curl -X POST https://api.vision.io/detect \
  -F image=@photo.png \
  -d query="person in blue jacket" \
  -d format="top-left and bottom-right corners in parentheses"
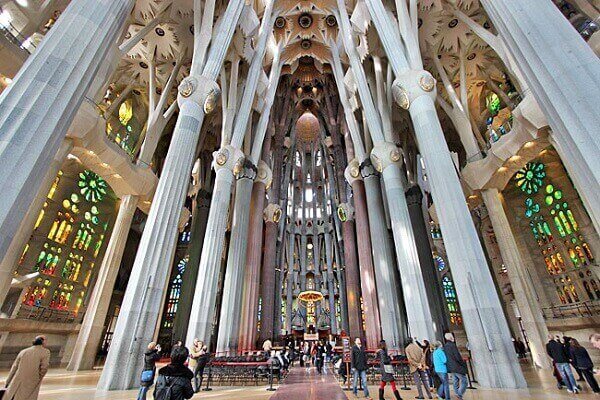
top-left (432, 341), bottom-right (450, 400)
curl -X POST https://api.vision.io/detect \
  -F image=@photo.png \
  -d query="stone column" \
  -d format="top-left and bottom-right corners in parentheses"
top-left (172, 188), bottom-right (211, 342)
top-left (405, 186), bottom-right (448, 337)
top-left (68, 194), bottom-right (138, 371)
top-left (372, 143), bottom-right (436, 341)
top-left (358, 160), bottom-right (404, 349)
top-left (256, 202), bottom-right (280, 345)
top-left (346, 160), bottom-right (381, 348)
top-left (323, 229), bottom-right (338, 334)
top-left (237, 163), bottom-right (270, 350)
top-left (216, 161), bottom-right (257, 355)
top-left (480, 0), bottom-right (600, 235)
top-left (185, 145), bottom-right (244, 347)
top-left (481, 189), bottom-right (551, 369)
top-left (0, 138), bottom-right (73, 307)
top-left (0, 0), bottom-right (134, 265)
top-left (98, 0), bottom-right (245, 384)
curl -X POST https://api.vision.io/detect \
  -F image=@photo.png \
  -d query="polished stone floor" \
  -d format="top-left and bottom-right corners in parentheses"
top-left (0, 364), bottom-right (598, 399)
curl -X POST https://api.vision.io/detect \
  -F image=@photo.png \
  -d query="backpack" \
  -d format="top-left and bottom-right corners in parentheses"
top-left (154, 375), bottom-right (177, 400)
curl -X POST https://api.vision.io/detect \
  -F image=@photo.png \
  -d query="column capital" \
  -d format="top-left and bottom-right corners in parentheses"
top-left (255, 160), bottom-right (273, 187)
top-left (213, 145), bottom-right (245, 174)
top-left (405, 185), bottom-right (423, 207)
top-left (359, 158), bottom-right (380, 179)
top-left (370, 141), bottom-right (403, 173)
top-left (178, 75), bottom-right (221, 114)
top-left (236, 159), bottom-right (257, 181)
top-left (337, 202), bottom-right (355, 222)
top-left (263, 203), bottom-right (282, 224)
top-left (344, 158), bottom-right (362, 184)
top-left (392, 69), bottom-right (436, 110)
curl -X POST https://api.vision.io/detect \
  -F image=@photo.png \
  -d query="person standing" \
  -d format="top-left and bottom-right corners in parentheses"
top-left (137, 341), bottom-right (162, 400)
top-left (376, 340), bottom-right (402, 400)
top-left (315, 341), bottom-right (325, 374)
top-left (443, 333), bottom-right (468, 400)
top-left (432, 341), bottom-right (450, 400)
top-left (406, 338), bottom-right (432, 399)
top-left (564, 336), bottom-right (586, 382)
top-left (351, 338), bottom-right (371, 399)
top-left (189, 339), bottom-right (208, 392)
top-left (547, 335), bottom-right (579, 394)
top-left (153, 346), bottom-right (194, 400)
top-left (569, 338), bottom-right (599, 393)
top-left (3, 335), bottom-right (50, 400)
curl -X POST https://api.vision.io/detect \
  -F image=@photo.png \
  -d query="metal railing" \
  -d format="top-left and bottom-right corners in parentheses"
top-left (541, 300), bottom-right (600, 320)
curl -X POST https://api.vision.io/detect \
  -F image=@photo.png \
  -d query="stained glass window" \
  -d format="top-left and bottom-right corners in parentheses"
top-left (23, 279), bottom-right (51, 306)
top-left (162, 257), bottom-right (187, 329)
top-left (514, 162), bottom-right (545, 195)
top-left (47, 212), bottom-right (74, 244)
top-left (78, 170), bottom-right (108, 203)
top-left (442, 276), bottom-right (462, 325)
top-left (49, 282), bottom-right (74, 310)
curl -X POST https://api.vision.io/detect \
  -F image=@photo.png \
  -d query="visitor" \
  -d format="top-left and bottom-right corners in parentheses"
top-left (569, 338), bottom-right (599, 393)
top-left (351, 337), bottom-right (371, 399)
top-left (513, 337), bottom-right (527, 359)
top-left (376, 340), bottom-right (402, 400)
top-left (589, 333), bottom-right (600, 350)
top-left (137, 341), bottom-right (162, 400)
top-left (334, 355), bottom-right (347, 384)
top-left (153, 346), bottom-right (194, 400)
top-left (432, 341), bottom-right (450, 400)
top-left (262, 338), bottom-right (273, 358)
top-left (419, 339), bottom-right (434, 387)
top-left (315, 341), bottom-right (325, 374)
top-left (189, 340), bottom-right (209, 392)
top-left (3, 335), bottom-right (50, 400)
top-left (564, 336), bottom-right (586, 382)
top-left (546, 335), bottom-right (579, 393)
top-left (443, 333), bottom-right (468, 400)
top-left (325, 339), bottom-right (333, 362)
top-left (405, 338), bottom-right (432, 399)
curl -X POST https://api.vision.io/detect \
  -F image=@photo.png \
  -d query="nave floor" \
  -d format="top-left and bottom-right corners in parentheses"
top-left (0, 364), bottom-right (598, 399)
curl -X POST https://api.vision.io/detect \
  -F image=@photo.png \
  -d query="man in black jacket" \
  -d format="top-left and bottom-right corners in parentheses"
top-left (154, 346), bottom-right (195, 400)
top-left (546, 335), bottom-right (578, 393)
top-left (351, 338), bottom-right (371, 399)
top-left (443, 333), bottom-right (468, 400)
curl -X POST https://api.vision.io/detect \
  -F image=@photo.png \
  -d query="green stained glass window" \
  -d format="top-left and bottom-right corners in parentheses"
top-left (515, 162), bottom-right (546, 195)
top-left (78, 170), bottom-right (108, 203)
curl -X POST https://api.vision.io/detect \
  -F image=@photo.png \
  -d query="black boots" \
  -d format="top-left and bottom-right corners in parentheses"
top-left (393, 389), bottom-right (402, 400)
top-left (379, 388), bottom-right (385, 400)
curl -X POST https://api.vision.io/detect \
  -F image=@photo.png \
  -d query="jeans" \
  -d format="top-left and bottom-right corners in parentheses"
top-left (452, 373), bottom-right (468, 398)
top-left (136, 386), bottom-right (149, 400)
top-left (556, 362), bottom-right (578, 391)
top-left (413, 370), bottom-right (432, 398)
top-left (436, 372), bottom-right (450, 400)
top-left (352, 369), bottom-right (369, 397)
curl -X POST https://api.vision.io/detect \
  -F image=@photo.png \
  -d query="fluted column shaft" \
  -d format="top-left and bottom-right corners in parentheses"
top-left (405, 186), bottom-right (448, 337)
top-left (481, 189), bottom-right (551, 369)
top-left (361, 162), bottom-right (404, 349)
top-left (98, 102), bottom-right (206, 390)
top-left (217, 164), bottom-right (256, 354)
top-left (172, 188), bottom-right (211, 342)
top-left (68, 195), bottom-right (138, 371)
top-left (238, 178), bottom-right (267, 350)
top-left (0, 139), bottom-right (73, 307)
top-left (481, 0), bottom-right (600, 235)
top-left (350, 177), bottom-right (381, 348)
top-left (324, 230), bottom-right (338, 334)
top-left (378, 160), bottom-right (435, 341)
top-left (0, 0), bottom-right (134, 265)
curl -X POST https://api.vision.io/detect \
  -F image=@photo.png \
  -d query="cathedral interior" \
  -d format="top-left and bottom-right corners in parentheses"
top-left (0, 0), bottom-right (598, 398)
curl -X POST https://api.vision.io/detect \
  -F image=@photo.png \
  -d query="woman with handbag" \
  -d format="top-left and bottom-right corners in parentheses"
top-left (137, 341), bottom-right (162, 400)
top-left (377, 340), bottom-right (402, 400)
